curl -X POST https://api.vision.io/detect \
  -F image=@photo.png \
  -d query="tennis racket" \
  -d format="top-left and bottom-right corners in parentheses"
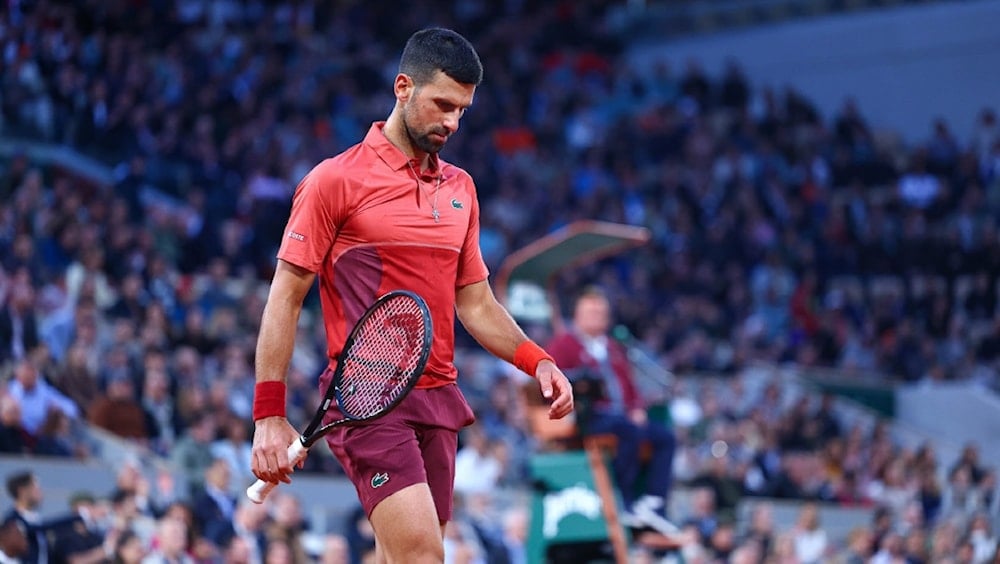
top-left (246, 290), bottom-right (432, 503)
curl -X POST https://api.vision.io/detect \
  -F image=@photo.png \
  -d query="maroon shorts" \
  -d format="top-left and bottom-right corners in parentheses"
top-left (321, 376), bottom-right (475, 522)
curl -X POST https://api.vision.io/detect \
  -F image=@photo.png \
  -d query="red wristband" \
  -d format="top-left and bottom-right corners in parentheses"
top-left (252, 381), bottom-right (286, 421)
top-left (513, 341), bottom-right (555, 377)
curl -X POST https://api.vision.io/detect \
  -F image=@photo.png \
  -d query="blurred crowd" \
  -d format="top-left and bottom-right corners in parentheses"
top-left (2, 0), bottom-right (1000, 562)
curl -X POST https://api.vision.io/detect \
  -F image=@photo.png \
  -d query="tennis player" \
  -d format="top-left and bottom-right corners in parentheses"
top-left (250, 28), bottom-right (574, 563)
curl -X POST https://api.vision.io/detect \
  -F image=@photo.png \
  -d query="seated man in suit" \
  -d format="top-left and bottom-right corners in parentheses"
top-left (547, 287), bottom-right (676, 533)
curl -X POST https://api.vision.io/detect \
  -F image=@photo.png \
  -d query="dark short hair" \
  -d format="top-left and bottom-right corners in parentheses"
top-left (575, 285), bottom-right (609, 305)
top-left (5, 471), bottom-right (34, 500)
top-left (399, 28), bottom-right (483, 86)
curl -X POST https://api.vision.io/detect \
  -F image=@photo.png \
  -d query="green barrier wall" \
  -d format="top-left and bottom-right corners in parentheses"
top-left (527, 451), bottom-right (623, 563)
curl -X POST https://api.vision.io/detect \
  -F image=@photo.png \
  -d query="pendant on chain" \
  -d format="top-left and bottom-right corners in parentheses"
top-left (432, 209), bottom-right (440, 223)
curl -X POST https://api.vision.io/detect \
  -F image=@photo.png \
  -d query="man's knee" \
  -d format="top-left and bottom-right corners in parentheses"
top-left (370, 483), bottom-right (445, 563)
top-left (380, 530), bottom-right (444, 564)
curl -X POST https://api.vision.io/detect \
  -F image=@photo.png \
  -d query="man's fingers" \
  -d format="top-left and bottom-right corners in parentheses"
top-left (549, 394), bottom-right (573, 419)
top-left (271, 450), bottom-right (293, 483)
top-left (547, 375), bottom-right (574, 419)
top-left (252, 447), bottom-right (293, 484)
top-left (538, 371), bottom-right (553, 399)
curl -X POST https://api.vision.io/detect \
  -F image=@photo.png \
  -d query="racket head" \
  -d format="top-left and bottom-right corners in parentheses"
top-left (324, 290), bottom-right (431, 429)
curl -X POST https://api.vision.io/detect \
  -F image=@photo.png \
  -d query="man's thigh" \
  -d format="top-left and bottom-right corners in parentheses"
top-left (326, 418), bottom-right (428, 519)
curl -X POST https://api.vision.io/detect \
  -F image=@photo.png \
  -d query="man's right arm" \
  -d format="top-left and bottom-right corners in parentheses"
top-left (255, 259), bottom-right (316, 385)
top-left (250, 259), bottom-right (316, 485)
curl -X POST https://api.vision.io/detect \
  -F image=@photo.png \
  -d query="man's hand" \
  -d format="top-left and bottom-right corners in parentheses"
top-left (629, 408), bottom-right (648, 427)
top-left (536, 360), bottom-right (574, 420)
top-left (251, 416), bottom-right (302, 484)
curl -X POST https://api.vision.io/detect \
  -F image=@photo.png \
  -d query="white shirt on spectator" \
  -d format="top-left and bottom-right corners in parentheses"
top-left (793, 528), bottom-right (828, 564)
top-left (453, 446), bottom-right (501, 495)
top-left (7, 378), bottom-right (79, 434)
top-left (898, 173), bottom-right (940, 209)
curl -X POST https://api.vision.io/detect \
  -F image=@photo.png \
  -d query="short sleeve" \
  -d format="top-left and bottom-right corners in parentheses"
top-left (455, 175), bottom-right (490, 287)
top-left (276, 160), bottom-right (346, 272)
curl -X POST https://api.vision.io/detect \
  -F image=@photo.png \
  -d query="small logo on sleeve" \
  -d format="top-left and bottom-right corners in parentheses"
top-left (371, 472), bottom-right (390, 488)
top-left (287, 231), bottom-right (306, 242)
top-left (451, 199), bottom-right (463, 209)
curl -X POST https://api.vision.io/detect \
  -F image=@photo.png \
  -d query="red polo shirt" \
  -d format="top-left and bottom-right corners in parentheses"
top-left (277, 121), bottom-right (489, 388)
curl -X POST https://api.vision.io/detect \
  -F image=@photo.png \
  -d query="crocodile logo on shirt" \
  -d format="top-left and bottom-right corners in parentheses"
top-left (451, 198), bottom-right (463, 209)
top-left (371, 472), bottom-right (390, 488)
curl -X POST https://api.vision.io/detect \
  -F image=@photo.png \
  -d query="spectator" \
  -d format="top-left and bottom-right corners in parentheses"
top-left (7, 357), bottom-right (80, 436)
top-left (318, 533), bottom-right (351, 564)
top-left (209, 414), bottom-right (253, 492)
top-left (221, 536), bottom-right (253, 564)
top-left (453, 423), bottom-right (503, 496)
top-left (141, 517), bottom-right (193, 564)
top-left (263, 493), bottom-right (308, 564)
top-left (229, 501), bottom-right (268, 564)
top-left (48, 492), bottom-right (112, 564)
top-left (50, 343), bottom-right (101, 414)
top-left (690, 452), bottom-right (743, 524)
top-left (790, 502), bottom-right (828, 564)
top-left (169, 412), bottom-right (218, 495)
top-left (902, 528), bottom-right (929, 564)
top-left (111, 530), bottom-right (147, 564)
top-left (916, 467), bottom-right (944, 526)
top-left (64, 248), bottom-right (116, 311)
top-left (976, 469), bottom-right (1000, 516)
top-left (0, 279), bottom-right (40, 365)
top-left (943, 463), bottom-right (979, 517)
top-left (33, 407), bottom-right (78, 458)
top-left (682, 487), bottom-right (719, 547)
top-left (498, 506), bottom-right (529, 564)
top-left (190, 458), bottom-right (236, 547)
top-left (741, 502), bottom-right (776, 556)
top-left (140, 362), bottom-right (182, 456)
top-left (836, 526), bottom-right (873, 564)
top-left (88, 374), bottom-right (151, 441)
top-left (870, 530), bottom-right (905, 564)
top-left (262, 537), bottom-right (294, 564)
top-left (3, 471), bottom-right (49, 564)
top-left (0, 396), bottom-right (31, 454)
top-left (343, 506), bottom-right (376, 564)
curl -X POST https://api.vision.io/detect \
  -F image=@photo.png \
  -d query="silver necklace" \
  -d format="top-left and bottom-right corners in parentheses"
top-left (408, 162), bottom-right (442, 223)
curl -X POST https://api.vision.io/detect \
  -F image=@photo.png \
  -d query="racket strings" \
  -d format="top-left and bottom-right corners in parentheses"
top-left (338, 299), bottom-right (427, 418)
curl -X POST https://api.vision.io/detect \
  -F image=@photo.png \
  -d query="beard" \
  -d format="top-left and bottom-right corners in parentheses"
top-left (403, 104), bottom-right (448, 154)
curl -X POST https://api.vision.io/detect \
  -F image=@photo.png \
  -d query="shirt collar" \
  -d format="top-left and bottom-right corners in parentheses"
top-left (364, 121), bottom-right (442, 179)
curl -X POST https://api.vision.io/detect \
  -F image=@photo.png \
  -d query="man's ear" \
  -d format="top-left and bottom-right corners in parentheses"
top-left (394, 73), bottom-right (414, 102)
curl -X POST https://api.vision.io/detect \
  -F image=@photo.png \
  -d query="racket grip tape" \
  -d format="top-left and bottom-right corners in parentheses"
top-left (245, 440), bottom-right (309, 504)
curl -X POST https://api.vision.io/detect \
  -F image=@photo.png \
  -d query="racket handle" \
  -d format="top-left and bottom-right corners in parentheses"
top-left (246, 440), bottom-right (309, 504)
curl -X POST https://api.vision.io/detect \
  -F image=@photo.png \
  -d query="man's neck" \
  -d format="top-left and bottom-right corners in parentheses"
top-left (15, 504), bottom-right (38, 522)
top-left (383, 113), bottom-right (431, 171)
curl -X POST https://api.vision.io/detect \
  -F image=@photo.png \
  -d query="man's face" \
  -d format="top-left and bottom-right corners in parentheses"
top-left (22, 477), bottom-right (42, 510)
top-left (14, 361), bottom-right (37, 390)
top-left (574, 296), bottom-right (610, 338)
top-left (399, 70), bottom-right (475, 155)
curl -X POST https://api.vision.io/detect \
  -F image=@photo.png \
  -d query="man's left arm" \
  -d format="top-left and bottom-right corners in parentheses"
top-left (455, 280), bottom-right (573, 420)
top-left (44, 381), bottom-right (80, 419)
